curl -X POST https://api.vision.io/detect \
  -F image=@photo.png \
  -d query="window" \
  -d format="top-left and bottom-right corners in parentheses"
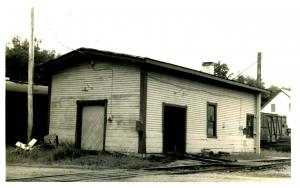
top-left (207, 103), bottom-right (217, 138)
top-left (289, 103), bottom-right (291, 112)
top-left (246, 114), bottom-right (254, 138)
top-left (271, 104), bottom-right (276, 112)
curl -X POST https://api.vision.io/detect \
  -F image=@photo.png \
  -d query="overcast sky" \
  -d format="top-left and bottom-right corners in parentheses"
top-left (3, 0), bottom-right (300, 88)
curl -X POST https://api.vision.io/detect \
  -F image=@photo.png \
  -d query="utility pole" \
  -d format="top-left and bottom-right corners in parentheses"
top-left (255, 52), bottom-right (262, 154)
top-left (257, 52), bottom-right (262, 88)
top-left (28, 7), bottom-right (34, 142)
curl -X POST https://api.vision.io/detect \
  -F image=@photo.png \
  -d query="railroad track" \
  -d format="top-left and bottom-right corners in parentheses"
top-left (7, 170), bottom-right (148, 182)
top-left (7, 159), bottom-right (290, 182)
top-left (144, 159), bottom-right (291, 175)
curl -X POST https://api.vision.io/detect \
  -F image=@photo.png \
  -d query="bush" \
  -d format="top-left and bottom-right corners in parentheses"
top-left (52, 143), bottom-right (82, 161)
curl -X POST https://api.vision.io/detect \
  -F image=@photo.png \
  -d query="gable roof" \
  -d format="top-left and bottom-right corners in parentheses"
top-left (261, 89), bottom-right (291, 110)
top-left (281, 89), bottom-right (291, 98)
top-left (37, 48), bottom-right (268, 94)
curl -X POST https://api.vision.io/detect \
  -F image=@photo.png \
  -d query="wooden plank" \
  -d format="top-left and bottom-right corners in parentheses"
top-left (81, 105), bottom-right (105, 151)
top-left (146, 71), bottom-right (256, 153)
top-left (49, 61), bottom-right (140, 152)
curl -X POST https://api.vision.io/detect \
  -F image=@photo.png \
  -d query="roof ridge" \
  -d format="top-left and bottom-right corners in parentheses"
top-left (37, 48), bottom-right (268, 93)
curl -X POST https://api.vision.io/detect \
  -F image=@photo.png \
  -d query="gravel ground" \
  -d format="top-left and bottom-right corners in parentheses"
top-left (6, 164), bottom-right (290, 182)
top-left (124, 165), bottom-right (291, 182)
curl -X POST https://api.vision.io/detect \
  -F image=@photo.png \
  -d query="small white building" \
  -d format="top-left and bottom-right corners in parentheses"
top-left (261, 89), bottom-right (293, 129)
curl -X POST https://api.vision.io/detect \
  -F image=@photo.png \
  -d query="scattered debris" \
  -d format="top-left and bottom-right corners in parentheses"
top-left (15, 138), bottom-right (37, 151)
top-left (197, 149), bottom-right (232, 161)
top-left (15, 142), bottom-right (27, 150)
top-left (28, 138), bottom-right (37, 148)
top-left (43, 134), bottom-right (59, 147)
top-left (218, 151), bottom-right (230, 158)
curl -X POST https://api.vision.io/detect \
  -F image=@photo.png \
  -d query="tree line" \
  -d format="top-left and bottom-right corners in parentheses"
top-left (5, 36), bottom-right (58, 84)
top-left (213, 62), bottom-right (291, 106)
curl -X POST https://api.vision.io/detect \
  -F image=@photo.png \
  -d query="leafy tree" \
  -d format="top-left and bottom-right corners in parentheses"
top-left (214, 62), bottom-right (290, 106)
top-left (281, 86), bottom-right (291, 91)
top-left (235, 76), bottom-right (284, 106)
top-left (235, 75), bottom-right (260, 87)
top-left (214, 62), bottom-right (233, 79)
top-left (5, 36), bottom-right (57, 84)
top-left (261, 85), bottom-right (282, 106)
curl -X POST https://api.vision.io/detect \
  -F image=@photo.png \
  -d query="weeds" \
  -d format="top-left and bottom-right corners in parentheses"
top-left (6, 143), bottom-right (160, 169)
top-left (7, 142), bottom-right (290, 169)
top-left (6, 142), bottom-right (82, 164)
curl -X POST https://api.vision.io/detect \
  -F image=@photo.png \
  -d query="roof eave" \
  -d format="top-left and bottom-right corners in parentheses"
top-left (144, 58), bottom-right (267, 93)
top-left (38, 48), bottom-right (268, 94)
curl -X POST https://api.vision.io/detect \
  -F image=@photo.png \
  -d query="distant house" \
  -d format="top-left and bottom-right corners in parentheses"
top-left (5, 79), bottom-right (49, 145)
top-left (261, 89), bottom-right (292, 129)
top-left (38, 48), bottom-right (267, 154)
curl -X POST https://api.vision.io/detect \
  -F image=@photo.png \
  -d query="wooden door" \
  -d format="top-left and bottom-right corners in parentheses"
top-left (81, 105), bottom-right (105, 151)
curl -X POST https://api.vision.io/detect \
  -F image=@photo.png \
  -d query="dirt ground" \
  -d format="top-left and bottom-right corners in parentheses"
top-left (124, 166), bottom-right (291, 182)
top-left (6, 164), bottom-right (290, 182)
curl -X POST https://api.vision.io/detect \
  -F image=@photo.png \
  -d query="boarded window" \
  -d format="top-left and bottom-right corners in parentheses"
top-left (207, 103), bottom-right (217, 138)
top-left (271, 104), bottom-right (276, 112)
top-left (246, 114), bottom-right (254, 138)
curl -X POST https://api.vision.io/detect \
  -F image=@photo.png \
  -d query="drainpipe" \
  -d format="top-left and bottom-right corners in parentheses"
top-left (255, 52), bottom-right (262, 154)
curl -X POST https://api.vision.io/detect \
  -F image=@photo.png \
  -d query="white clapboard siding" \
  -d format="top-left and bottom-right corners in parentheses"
top-left (49, 61), bottom-right (140, 152)
top-left (146, 72), bottom-right (256, 153)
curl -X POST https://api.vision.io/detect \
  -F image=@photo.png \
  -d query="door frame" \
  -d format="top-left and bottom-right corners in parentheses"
top-left (162, 102), bottom-right (187, 154)
top-left (75, 99), bottom-right (108, 150)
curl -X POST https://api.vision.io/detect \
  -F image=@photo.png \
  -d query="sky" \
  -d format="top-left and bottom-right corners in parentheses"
top-left (2, 0), bottom-right (300, 89)
top-left (1, 0), bottom-right (300, 184)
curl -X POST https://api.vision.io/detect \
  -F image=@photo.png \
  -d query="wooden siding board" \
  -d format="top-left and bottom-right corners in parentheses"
top-left (49, 61), bottom-right (140, 152)
top-left (146, 72), bottom-right (256, 153)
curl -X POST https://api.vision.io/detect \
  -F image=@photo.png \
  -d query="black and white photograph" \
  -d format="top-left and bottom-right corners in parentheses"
top-left (1, 0), bottom-right (299, 185)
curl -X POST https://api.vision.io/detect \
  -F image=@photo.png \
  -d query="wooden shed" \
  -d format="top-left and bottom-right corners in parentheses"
top-left (38, 48), bottom-right (266, 154)
top-left (5, 79), bottom-right (49, 145)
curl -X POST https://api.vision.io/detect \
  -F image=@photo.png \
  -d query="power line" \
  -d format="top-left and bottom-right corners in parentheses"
top-left (39, 7), bottom-right (76, 52)
top-left (39, 7), bottom-right (88, 63)
top-left (63, 8), bottom-right (102, 47)
top-left (233, 61), bottom-right (257, 79)
top-left (64, 8), bottom-right (80, 24)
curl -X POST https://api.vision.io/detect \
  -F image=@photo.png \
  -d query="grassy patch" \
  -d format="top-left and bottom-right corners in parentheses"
top-left (6, 143), bottom-right (161, 169)
top-left (6, 142), bottom-right (82, 164)
top-left (67, 152), bottom-right (160, 169)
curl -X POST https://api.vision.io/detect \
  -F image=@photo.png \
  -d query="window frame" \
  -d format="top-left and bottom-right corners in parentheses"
top-left (207, 102), bottom-right (217, 138)
top-left (246, 113), bottom-right (254, 138)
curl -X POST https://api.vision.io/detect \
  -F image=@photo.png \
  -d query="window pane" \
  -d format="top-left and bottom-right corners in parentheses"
top-left (208, 105), bottom-right (215, 121)
top-left (207, 103), bottom-right (217, 138)
top-left (207, 122), bottom-right (214, 137)
top-left (249, 126), bottom-right (253, 137)
top-left (246, 114), bottom-right (254, 138)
